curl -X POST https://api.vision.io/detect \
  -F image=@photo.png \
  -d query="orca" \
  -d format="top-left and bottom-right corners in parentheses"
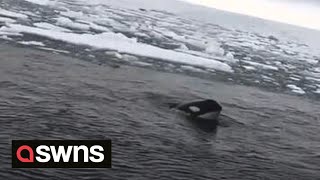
top-left (170, 99), bottom-right (222, 121)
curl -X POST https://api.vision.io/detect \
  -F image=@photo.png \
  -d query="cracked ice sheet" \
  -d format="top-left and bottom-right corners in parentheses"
top-left (0, 24), bottom-right (233, 72)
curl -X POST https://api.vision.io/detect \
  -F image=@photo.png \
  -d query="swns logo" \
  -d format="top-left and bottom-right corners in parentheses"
top-left (12, 140), bottom-right (111, 168)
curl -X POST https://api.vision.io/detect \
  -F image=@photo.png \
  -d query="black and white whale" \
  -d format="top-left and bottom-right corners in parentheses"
top-left (170, 99), bottom-right (222, 121)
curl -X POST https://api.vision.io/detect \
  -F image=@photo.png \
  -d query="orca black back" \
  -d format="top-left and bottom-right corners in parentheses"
top-left (176, 99), bottom-right (222, 117)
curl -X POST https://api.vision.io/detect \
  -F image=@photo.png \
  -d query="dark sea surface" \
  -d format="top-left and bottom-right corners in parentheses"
top-left (0, 44), bottom-right (319, 179)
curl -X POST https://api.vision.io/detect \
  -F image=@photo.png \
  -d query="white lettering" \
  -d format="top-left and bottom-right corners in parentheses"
top-left (50, 146), bottom-right (73, 162)
top-left (35, 145), bottom-right (51, 163)
top-left (89, 145), bottom-right (104, 163)
top-left (73, 145), bottom-right (89, 162)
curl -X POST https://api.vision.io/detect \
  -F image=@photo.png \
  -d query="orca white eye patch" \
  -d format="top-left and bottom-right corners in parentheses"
top-left (189, 106), bottom-right (200, 112)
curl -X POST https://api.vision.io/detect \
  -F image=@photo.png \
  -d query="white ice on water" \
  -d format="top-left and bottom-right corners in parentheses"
top-left (34, 22), bottom-right (72, 32)
top-left (0, 8), bottom-right (28, 19)
top-left (23, 0), bottom-right (57, 6)
top-left (55, 17), bottom-right (90, 31)
top-left (1, 0), bottom-right (320, 96)
top-left (0, 17), bottom-right (16, 23)
top-left (1, 24), bottom-right (232, 72)
top-left (287, 84), bottom-right (306, 95)
top-left (18, 41), bottom-right (45, 46)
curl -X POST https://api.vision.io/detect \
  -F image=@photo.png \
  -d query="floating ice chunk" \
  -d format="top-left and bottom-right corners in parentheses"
top-left (0, 8), bottom-right (28, 19)
top-left (99, 18), bottom-right (128, 31)
top-left (55, 17), bottom-right (72, 26)
top-left (2, 24), bottom-right (233, 72)
top-left (179, 43), bottom-right (189, 51)
top-left (89, 23), bottom-right (109, 32)
top-left (185, 39), bottom-right (207, 50)
top-left (60, 10), bottom-right (84, 19)
top-left (180, 65), bottom-right (206, 73)
top-left (34, 22), bottom-right (71, 32)
top-left (305, 76), bottom-right (320, 82)
top-left (243, 57), bottom-right (252, 61)
top-left (23, 0), bottom-right (56, 6)
top-left (0, 35), bottom-right (12, 40)
top-left (242, 60), bottom-right (279, 71)
top-left (122, 54), bottom-right (139, 62)
top-left (0, 17), bottom-right (16, 23)
top-left (161, 30), bottom-right (181, 39)
top-left (105, 51), bottom-right (123, 59)
top-left (19, 11), bottom-right (38, 17)
top-left (262, 75), bottom-right (275, 82)
top-left (243, 66), bottom-right (256, 71)
top-left (134, 32), bottom-right (150, 38)
top-left (149, 31), bottom-right (164, 39)
top-left (287, 84), bottom-right (306, 94)
top-left (139, 24), bottom-right (153, 32)
top-left (306, 72), bottom-right (320, 80)
top-left (0, 27), bottom-right (22, 36)
top-left (289, 77), bottom-right (300, 81)
top-left (131, 61), bottom-right (152, 67)
top-left (18, 41), bottom-right (45, 46)
top-left (38, 47), bottom-right (70, 54)
top-left (225, 52), bottom-right (238, 63)
top-left (88, 54), bottom-right (95, 58)
top-left (205, 41), bottom-right (224, 56)
top-left (225, 52), bottom-right (234, 59)
top-left (71, 20), bottom-right (109, 32)
top-left (274, 61), bottom-right (282, 66)
top-left (55, 17), bottom-right (90, 30)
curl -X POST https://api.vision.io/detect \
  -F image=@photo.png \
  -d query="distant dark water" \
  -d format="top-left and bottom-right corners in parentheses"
top-left (0, 44), bottom-right (319, 180)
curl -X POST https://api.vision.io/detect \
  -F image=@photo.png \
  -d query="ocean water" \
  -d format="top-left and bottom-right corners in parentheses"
top-left (1, 44), bottom-right (319, 179)
top-left (0, 0), bottom-right (320, 179)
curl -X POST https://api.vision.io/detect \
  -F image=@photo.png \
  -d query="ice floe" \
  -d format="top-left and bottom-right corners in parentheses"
top-left (1, 24), bottom-right (232, 72)
top-left (0, 30), bottom-right (22, 37)
top-left (225, 52), bottom-right (238, 63)
top-left (205, 41), bottom-right (224, 56)
top-left (0, 8), bottom-right (28, 19)
top-left (2, 0), bottom-right (320, 97)
top-left (38, 47), bottom-right (70, 54)
top-left (287, 84), bottom-right (306, 95)
top-left (0, 17), bottom-right (16, 23)
top-left (105, 51), bottom-right (123, 59)
top-left (18, 41), bottom-right (45, 46)
top-left (0, 35), bottom-right (13, 40)
top-left (34, 22), bottom-right (72, 32)
top-left (180, 65), bottom-right (206, 73)
top-left (23, 0), bottom-right (57, 6)
top-left (55, 17), bottom-right (90, 31)
top-left (242, 60), bottom-right (279, 71)
top-left (243, 66), bottom-right (256, 71)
